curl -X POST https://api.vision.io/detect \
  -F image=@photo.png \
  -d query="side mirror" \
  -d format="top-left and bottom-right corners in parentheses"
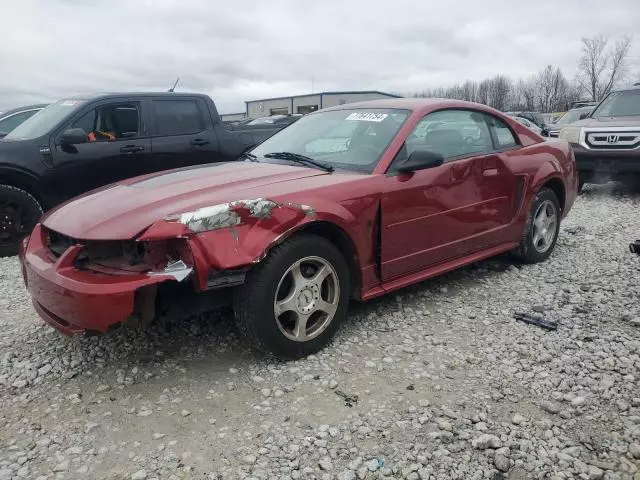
top-left (579, 112), bottom-right (590, 120)
top-left (60, 128), bottom-right (87, 145)
top-left (397, 149), bottom-right (444, 173)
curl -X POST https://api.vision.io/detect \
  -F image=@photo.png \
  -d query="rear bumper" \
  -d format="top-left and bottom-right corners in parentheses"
top-left (572, 143), bottom-right (640, 179)
top-left (19, 224), bottom-right (176, 335)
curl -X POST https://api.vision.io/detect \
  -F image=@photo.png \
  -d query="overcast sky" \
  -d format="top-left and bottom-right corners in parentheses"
top-left (1, 0), bottom-right (638, 113)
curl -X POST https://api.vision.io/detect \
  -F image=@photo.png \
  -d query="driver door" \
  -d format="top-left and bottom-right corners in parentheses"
top-left (45, 100), bottom-right (152, 202)
top-left (380, 108), bottom-right (515, 281)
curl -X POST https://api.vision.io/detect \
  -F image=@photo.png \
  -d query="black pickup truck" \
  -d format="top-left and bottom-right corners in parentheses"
top-left (0, 92), bottom-right (283, 256)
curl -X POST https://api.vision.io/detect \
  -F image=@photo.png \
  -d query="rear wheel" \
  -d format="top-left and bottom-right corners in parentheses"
top-left (512, 187), bottom-right (561, 264)
top-left (233, 234), bottom-right (350, 359)
top-left (0, 185), bottom-right (43, 257)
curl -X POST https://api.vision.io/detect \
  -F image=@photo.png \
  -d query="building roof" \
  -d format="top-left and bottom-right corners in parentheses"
top-left (245, 90), bottom-right (402, 104)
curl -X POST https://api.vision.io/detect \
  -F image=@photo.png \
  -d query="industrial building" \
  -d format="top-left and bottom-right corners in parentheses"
top-left (220, 112), bottom-right (247, 122)
top-left (219, 90), bottom-right (401, 122)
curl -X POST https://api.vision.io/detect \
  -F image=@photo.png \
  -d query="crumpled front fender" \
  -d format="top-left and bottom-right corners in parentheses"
top-left (138, 198), bottom-right (357, 291)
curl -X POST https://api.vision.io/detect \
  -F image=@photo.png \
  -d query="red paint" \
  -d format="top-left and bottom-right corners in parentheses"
top-left (22, 224), bottom-right (174, 333)
top-left (21, 99), bottom-right (578, 335)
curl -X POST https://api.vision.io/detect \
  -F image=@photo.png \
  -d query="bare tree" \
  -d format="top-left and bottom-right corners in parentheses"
top-left (477, 79), bottom-right (490, 106)
top-left (460, 80), bottom-right (478, 102)
top-left (577, 35), bottom-right (632, 101)
top-left (537, 65), bottom-right (570, 112)
top-left (486, 75), bottom-right (512, 110)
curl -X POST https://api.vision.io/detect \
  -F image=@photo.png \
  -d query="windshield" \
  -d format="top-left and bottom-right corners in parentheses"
top-left (591, 89), bottom-right (640, 118)
top-left (250, 108), bottom-right (410, 173)
top-left (555, 108), bottom-right (591, 125)
top-left (5, 99), bottom-right (86, 140)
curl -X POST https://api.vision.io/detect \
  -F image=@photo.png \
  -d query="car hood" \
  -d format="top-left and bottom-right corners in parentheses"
top-left (0, 136), bottom-right (39, 158)
top-left (42, 161), bottom-right (332, 240)
top-left (571, 116), bottom-right (640, 128)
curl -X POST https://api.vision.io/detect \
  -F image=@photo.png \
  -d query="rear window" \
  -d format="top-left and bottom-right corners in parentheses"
top-left (153, 100), bottom-right (204, 136)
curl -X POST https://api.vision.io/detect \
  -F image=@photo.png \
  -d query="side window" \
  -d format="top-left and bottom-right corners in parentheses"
top-left (71, 109), bottom-right (96, 133)
top-left (487, 115), bottom-right (519, 149)
top-left (404, 109), bottom-right (494, 161)
top-left (0, 110), bottom-right (39, 133)
top-left (153, 100), bottom-right (204, 136)
top-left (69, 103), bottom-right (140, 142)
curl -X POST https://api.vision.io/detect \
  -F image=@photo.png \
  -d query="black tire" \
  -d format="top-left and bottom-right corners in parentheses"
top-left (233, 233), bottom-right (350, 359)
top-left (512, 187), bottom-right (561, 264)
top-left (0, 185), bottom-right (43, 258)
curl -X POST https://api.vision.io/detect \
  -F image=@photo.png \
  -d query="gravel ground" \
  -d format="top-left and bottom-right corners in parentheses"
top-left (1, 184), bottom-right (639, 480)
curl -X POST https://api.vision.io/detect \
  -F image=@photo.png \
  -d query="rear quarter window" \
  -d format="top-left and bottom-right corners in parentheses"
top-left (488, 116), bottom-right (519, 149)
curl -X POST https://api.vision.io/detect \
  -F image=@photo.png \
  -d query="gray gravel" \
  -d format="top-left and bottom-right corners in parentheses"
top-left (1, 184), bottom-right (639, 480)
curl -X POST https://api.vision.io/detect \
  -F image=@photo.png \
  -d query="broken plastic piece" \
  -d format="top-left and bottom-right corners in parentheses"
top-left (335, 389), bottom-right (358, 407)
top-left (148, 259), bottom-right (193, 282)
top-left (514, 312), bottom-right (558, 331)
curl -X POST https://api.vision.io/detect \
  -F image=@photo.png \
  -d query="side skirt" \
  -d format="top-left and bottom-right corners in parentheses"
top-left (360, 241), bottom-right (519, 301)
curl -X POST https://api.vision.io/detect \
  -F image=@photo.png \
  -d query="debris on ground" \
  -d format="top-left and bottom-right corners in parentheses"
top-left (514, 312), bottom-right (559, 330)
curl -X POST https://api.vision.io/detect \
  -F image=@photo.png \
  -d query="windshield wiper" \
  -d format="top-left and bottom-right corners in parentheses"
top-left (263, 152), bottom-right (334, 172)
top-left (241, 151), bottom-right (259, 162)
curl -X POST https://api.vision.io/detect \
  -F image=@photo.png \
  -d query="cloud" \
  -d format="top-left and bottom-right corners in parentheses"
top-left (0, 0), bottom-right (638, 113)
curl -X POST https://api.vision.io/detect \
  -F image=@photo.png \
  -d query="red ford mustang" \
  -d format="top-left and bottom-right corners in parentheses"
top-left (19, 99), bottom-right (578, 358)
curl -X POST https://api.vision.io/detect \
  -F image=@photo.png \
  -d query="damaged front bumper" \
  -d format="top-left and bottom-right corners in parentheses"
top-left (19, 197), bottom-right (318, 335)
top-left (20, 224), bottom-right (199, 335)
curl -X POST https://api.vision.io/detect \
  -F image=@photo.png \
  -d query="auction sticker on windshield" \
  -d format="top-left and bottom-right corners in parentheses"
top-left (346, 112), bottom-right (389, 122)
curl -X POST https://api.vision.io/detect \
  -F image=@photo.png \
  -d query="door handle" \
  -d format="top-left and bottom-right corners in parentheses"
top-left (120, 145), bottom-right (145, 154)
top-left (482, 168), bottom-right (499, 177)
top-left (190, 139), bottom-right (210, 147)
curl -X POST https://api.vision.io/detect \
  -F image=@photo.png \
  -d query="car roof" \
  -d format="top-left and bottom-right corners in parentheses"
top-left (61, 92), bottom-right (212, 101)
top-left (319, 97), bottom-right (506, 116)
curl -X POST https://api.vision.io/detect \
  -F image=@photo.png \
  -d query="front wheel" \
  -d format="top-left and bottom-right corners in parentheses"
top-left (512, 187), bottom-right (561, 264)
top-left (0, 185), bottom-right (43, 258)
top-left (233, 234), bottom-right (350, 359)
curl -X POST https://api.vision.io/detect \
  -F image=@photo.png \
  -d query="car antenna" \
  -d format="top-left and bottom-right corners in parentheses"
top-left (168, 77), bottom-right (180, 92)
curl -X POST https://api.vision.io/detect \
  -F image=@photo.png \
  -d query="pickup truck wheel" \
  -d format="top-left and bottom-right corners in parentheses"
top-left (233, 234), bottom-right (350, 359)
top-left (0, 185), bottom-right (43, 258)
top-left (512, 187), bottom-right (561, 264)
